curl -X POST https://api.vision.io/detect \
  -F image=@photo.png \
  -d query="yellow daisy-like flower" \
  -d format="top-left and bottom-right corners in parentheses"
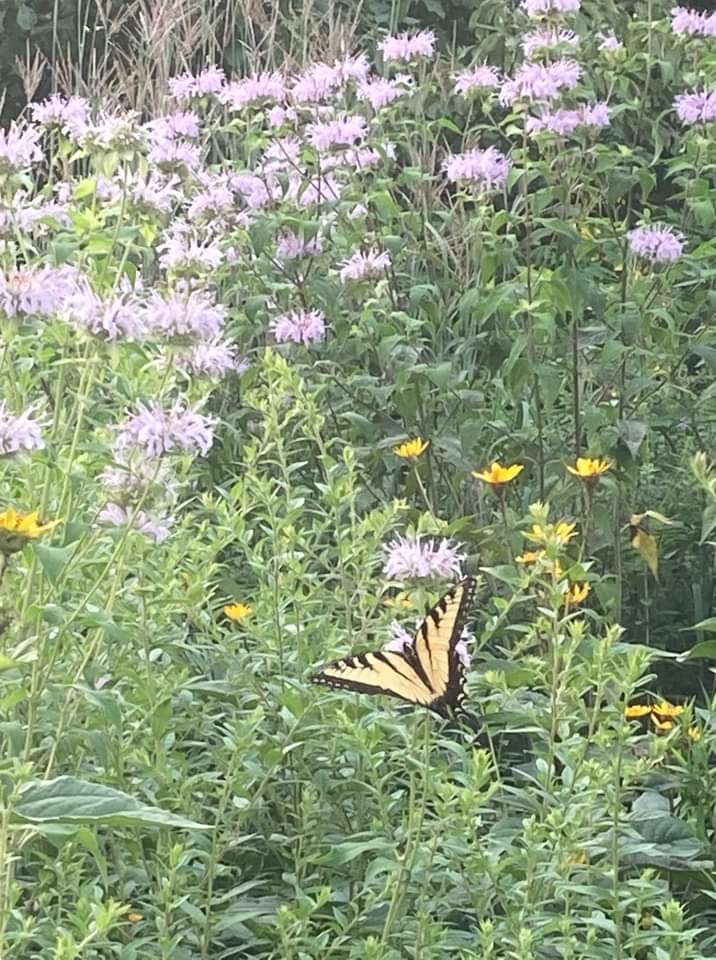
top-left (564, 582), bottom-right (590, 606)
top-left (651, 715), bottom-right (675, 732)
top-left (528, 521), bottom-right (577, 546)
top-left (566, 457), bottom-right (612, 481)
top-left (224, 602), bottom-right (253, 622)
top-left (515, 550), bottom-right (543, 564)
top-left (393, 437), bottom-right (429, 460)
top-left (472, 461), bottom-right (524, 486)
top-left (625, 704), bottom-right (652, 719)
top-left (0, 508), bottom-right (61, 555)
top-left (688, 725), bottom-right (702, 742)
top-left (652, 700), bottom-right (684, 718)
top-left (551, 561), bottom-right (565, 581)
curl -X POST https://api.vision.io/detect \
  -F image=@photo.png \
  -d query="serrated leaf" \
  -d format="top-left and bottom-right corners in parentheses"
top-left (14, 776), bottom-right (209, 830)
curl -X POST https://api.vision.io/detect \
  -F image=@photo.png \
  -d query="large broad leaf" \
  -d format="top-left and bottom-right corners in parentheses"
top-left (15, 776), bottom-right (208, 830)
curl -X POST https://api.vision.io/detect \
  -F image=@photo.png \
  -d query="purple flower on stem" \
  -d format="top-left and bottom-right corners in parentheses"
top-left (356, 76), bottom-right (410, 109)
top-left (148, 138), bottom-right (203, 174)
top-left (0, 123), bottom-right (43, 175)
top-left (453, 65), bottom-right (501, 95)
top-left (158, 227), bottom-right (224, 273)
top-left (378, 30), bottom-right (437, 62)
top-left (144, 112), bottom-right (201, 142)
top-left (276, 232), bottom-right (323, 260)
top-left (500, 59), bottom-right (581, 105)
top-left (100, 503), bottom-right (171, 543)
top-left (100, 453), bottom-right (172, 501)
top-left (443, 146), bottom-right (511, 189)
top-left (177, 341), bottom-right (248, 377)
top-left (267, 105), bottom-right (298, 127)
top-left (0, 264), bottom-right (84, 318)
top-left (671, 7), bottom-right (716, 37)
top-left (270, 309), bottom-right (327, 345)
top-left (115, 401), bottom-right (216, 457)
top-left (31, 94), bottom-right (90, 134)
top-left (526, 102), bottom-right (610, 135)
top-left (290, 63), bottom-right (343, 102)
top-left (628, 224), bottom-right (685, 264)
top-left (598, 33), bottom-right (624, 53)
top-left (674, 89), bottom-right (716, 125)
top-left (0, 402), bottom-right (45, 455)
top-left (219, 72), bottom-right (286, 109)
top-left (522, 0), bottom-right (580, 17)
top-left (383, 535), bottom-right (465, 580)
top-left (64, 289), bottom-right (146, 341)
top-left (307, 116), bottom-right (368, 151)
top-left (168, 65), bottom-right (225, 100)
top-left (338, 248), bottom-right (391, 282)
top-left (522, 28), bottom-right (579, 59)
top-left (144, 289), bottom-right (226, 341)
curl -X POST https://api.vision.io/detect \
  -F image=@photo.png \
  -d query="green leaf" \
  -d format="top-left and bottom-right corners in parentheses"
top-left (33, 543), bottom-right (76, 583)
top-left (16, 3), bottom-right (37, 30)
top-left (14, 776), bottom-right (209, 830)
top-left (684, 639), bottom-right (716, 661)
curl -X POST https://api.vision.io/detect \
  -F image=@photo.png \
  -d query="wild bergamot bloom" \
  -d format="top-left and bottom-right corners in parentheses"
top-left (0, 508), bottom-right (60, 554)
top-left (567, 457), bottom-right (611, 483)
top-left (472, 461), bottom-right (524, 486)
top-left (393, 437), bottom-right (429, 460)
top-left (224, 602), bottom-right (253, 622)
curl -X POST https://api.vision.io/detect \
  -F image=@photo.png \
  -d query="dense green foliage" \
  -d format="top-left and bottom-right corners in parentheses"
top-left (1, 0), bottom-right (716, 956)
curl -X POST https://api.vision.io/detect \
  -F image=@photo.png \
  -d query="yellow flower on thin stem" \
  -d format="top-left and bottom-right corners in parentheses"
top-left (567, 457), bottom-right (612, 483)
top-left (393, 437), bottom-right (429, 460)
top-left (224, 602), bottom-right (253, 622)
top-left (564, 582), bottom-right (590, 606)
top-left (515, 550), bottom-right (543, 564)
top-left (528, 521), bottom-right (577, 547)
top-left (0, 508), bottom-right (61, 556)
top-left (472, 461), bottom-right (524, 487)
top-left (652, 700), bottom-right (684, 718)
top-left (624, 704), bottom-right (652, 719)
top-left (688, 725), bottom-right (701, 742)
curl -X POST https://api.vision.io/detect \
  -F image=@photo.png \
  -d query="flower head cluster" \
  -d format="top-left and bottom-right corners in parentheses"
top-left (177, 341), bottom-right (248, 377)
top-left (225, 601), bottom-right (254, 622)
top-left (0, 264), bottom-right (83, 318)
top-left (671, 7), bottom-right (716, 37)
top-left (453, 65), bottom-right (501, 95)
top-left (144, 112), bottom-right (201, 142)
top-left (378, 30), bottom-right (436, 63)
top-left (31, 94), bottom-right (90, 136)
top-left (526, 102), bottom-right (610, 136)
top-left (383, 535), bottom-right (465, 580)
top-left (99, 503), bottom-right (171, 543)
top-left (64, 288), bottom-right (146, 341)
top-left (307, 116), bottom-right (367, 152)
top-left (393, 437), bottom-right (429, 460)
top-left (443, 146), bottom-right (511, 189)
top-left (567, 457), bottom-right (611, 483)
top-left (628, 224), bottom-right (685, 263)
top-left (270, 309), bottom-right (327, 345)
top-left (338, 248), bottom-right (391, 282)
top-left (0, 508), bottom-right (59, 554)
top-left (674, 89), bottom-right (716, 125)
top-left (0, 403), bottom-right (45, 456)
top-left (500, 59), bottom-right (581, 105)
top-left (473, 461), bottom-right (524, 488)
top-left (276, 232), bottom-right (323, 261)
top-left (115, 401), bottom-right (216, 457)
top-left (0, 123), bottom-right (43, 175)
top-left (598, 33), bottom-right (624, 53)
top-left (158, 228), bottom-right (224, 274)
top-left (168, 65), bottom-right (225, 101)
top-left (144, 289), bottom-right (225, 341)
top-left (522, 28), bottom-right (579, 59)
top-left (357, 76), bottom-right (410, 110)
top-left (219, 72), bottom-right (286, 109)
top-left (522, 0), bottom-right (580, 16)
top-left (73, 110), bottom-right (144, 154)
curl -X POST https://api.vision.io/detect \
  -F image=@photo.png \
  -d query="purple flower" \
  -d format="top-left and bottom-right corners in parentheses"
top-left (291, 63), bottom-right (343, 102)
top-left (286, 173), bottom-right (342, 207)
top-left (671, 7), bottom-right (716, 37)
top-left (267, 105), bottom-right (298, 127)
top-left (158, 226), bottom-right (224, 273)
top-left (522, 28), bottom-right (579, 59)
top-left (148, 138), bottom-right (203, 174)
top-left (338, 248), bottom-right (391, 281)
top-left (187, 183), bottom-right (236, 222)
top-left (453, 65), bottom-right (501, 95)
top-left (168, 65), bottom-right (225, 100)
top-left (177, 340), bottom-right (248, 377)
top-left (115, 401), bottom-right (216, 457)
top-left (334, 53), bottom-right (371, 83)
top-left (383, 535), bottom-right (465, 580)
top-left (598, 33), bottom-right (624, 53)
top-left (270, 309), bottom-right (326, 345)
top-left (100, 453), bottom-right (172, 501)
top-left (219, 72), bottom-right (286, 109)
top-left (378, 30), bottom-right (437, 62)
top-left (0, 123), bottom-right (43, 175)
top-left (0, 264), bottom-right (83, 318)
top-left (674, 89), bottom-right (716, 125)
top-left (522, 0), bottom-right (580, 16)
top-left (628, 224), bottom-right (685, 264)
top-left (0, 402), bottom-right (45, 455)
top-left (64, 288), bottom-right (146, 341)
top-left (259, 136), bottom-right (302, 172)
top-left (500, 59), bottom-right (581, 105)
top-left (527, 102), bottom-right (610, 135)
top-left (145, 289), bottom-right (225, 340)
top-left (74, 110), bottom-right (144, 153)
top-left (144, 112), bottom-right (201, 142)
top-left (100, 503), bottom-right (171, 543)
top-left (276, 232), bottom-right (323, 260)
top-left (307, 116), bottom-right (368, 151)
top-left (443, 146), bottom-right (511, 189)
top-left (384, 621), bottom-right (415, 652)
top-left (31, 94), bottom-right (89, 134)
top-left (125, 172), bottom-right (181, 217)
top-left (356, 76), bottom-right (409, 109)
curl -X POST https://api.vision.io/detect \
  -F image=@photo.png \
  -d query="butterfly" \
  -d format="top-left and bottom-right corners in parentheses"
top-left (311, 577), bottom-right (476, 718)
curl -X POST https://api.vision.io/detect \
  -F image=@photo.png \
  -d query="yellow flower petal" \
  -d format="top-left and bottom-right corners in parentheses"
top-left (0, 508), bottom-right (61, 554)
top-left (393, 437), bottom-right (429, 460)
top-left (565, 582), bottom-right (590, 606)
top-left (515, 550), bottom-right (543, 564)
top-left (566, 457), bottom-right (612, 481)
top-left (472, 461), bottom-right (524, 485)
top-left (652, 700), bottom-right (684, 718)
top-left (224, 602), bottom-right (253, 622)
top-left (688, 725), bottom-right (701, 742)
top-left (625, 704), bottom-right (652, 719)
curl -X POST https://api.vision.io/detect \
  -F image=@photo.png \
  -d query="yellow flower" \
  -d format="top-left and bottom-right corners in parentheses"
top-left (515, 550), bottom-right (543, 564)
top-left (0, 508), bottom-right (61, 555)
top-left (569, 850), bottom-right (590, 865)
top-left (472, 461), bottom-right (524, 486)
top-left (128, 912), bottom-right (143, 923)
top-left (224, 602), bottom-right (253, 622)
top-left (528, 521), bottom-right (577, 546)
top-left (625, 704), bottom-right (652, 719)
top-left (566, 457), bottom-right (612, 481)
top-left (393, 437), bottom-right (429, 460)
top-left (688, 725), bottom-right (702, 742)
top-left (652, 700), bottom-right (684, 718)
top-left (551, 561), bottom-right (565, 581)
top-left (564, 582), bottom-right (590, 606)
top-left (651, 715), bottom-right (675, 732)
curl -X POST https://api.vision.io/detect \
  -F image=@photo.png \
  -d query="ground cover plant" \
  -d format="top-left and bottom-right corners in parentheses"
top-left (1, 0), bottom-right (716, 955)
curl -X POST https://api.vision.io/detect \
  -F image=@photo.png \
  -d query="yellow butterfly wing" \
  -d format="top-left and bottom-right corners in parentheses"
top-left (311, 577), bottom-right (475, 716)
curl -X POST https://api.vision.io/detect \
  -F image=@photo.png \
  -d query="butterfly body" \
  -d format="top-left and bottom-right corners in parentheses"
top-left (311, 577), bottom-right (475, 718)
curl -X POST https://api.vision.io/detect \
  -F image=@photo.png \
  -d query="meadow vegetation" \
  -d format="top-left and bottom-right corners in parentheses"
top-left (1, 0), bottom-right (716, 956)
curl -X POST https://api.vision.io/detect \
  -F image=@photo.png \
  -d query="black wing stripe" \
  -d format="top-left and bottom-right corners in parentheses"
top-left (372, 650), bottom-right (429, 687)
